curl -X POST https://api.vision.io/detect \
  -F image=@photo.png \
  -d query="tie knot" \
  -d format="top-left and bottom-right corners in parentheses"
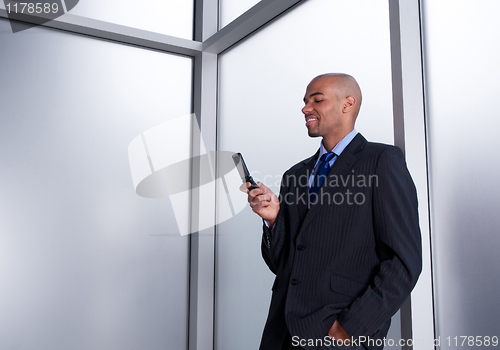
top-left (320, 152), bottom-right (335, 163)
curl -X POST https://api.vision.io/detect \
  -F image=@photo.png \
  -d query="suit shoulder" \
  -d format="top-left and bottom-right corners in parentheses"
top-left (363, 141), bottom-right (404, 158)
top-left (284, 154), bottom-right (315, 174)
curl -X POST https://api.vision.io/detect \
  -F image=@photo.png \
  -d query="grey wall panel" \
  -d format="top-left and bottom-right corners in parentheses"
top-left (393, 0), bottom-right (435, 347)
top-left (0, 18), bottom-right (192, 350)
top-left (422, 0), bottom-right (500, 345)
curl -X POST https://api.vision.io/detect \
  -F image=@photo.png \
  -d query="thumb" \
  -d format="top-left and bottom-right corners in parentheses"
top-left (239, 183), bottom-right (248, 193)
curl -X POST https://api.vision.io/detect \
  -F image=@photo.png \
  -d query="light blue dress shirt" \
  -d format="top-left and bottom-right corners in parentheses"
top-left (308, 129), bottom-right (358, 188)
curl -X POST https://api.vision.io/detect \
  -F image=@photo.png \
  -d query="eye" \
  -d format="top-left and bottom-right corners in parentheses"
top-left (315, 99), bottom-right (323, 103)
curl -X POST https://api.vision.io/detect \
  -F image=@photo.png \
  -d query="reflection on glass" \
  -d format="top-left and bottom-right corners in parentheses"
top-left (217, 0), bottom-right (393, 349)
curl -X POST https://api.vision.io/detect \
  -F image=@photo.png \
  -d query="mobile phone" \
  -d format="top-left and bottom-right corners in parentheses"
top-left (232, 153), bottom-right (260, 191)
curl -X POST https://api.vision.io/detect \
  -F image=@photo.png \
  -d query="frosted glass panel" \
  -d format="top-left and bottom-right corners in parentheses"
top-left (422, 0), bottom-right (500, 344)
top-left (219, 0), bottom-right (260, 28)
top-left (68, 0), bottom-right (193, 39)
top-left (0, 19), bottom-right (192, 350)
top-left (216, 1), bottom-right (394, 349)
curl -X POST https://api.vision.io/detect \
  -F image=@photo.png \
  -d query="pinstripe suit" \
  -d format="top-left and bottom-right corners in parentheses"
top-left (259, 134), bottom-right (422, 350)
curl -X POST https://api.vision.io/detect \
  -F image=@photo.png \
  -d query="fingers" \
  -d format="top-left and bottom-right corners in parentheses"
top-left (243, 181), bottom-right (277, 211)
top-left (247, 182), bottom-right (267, 200)
top-left (249, 192), bottom-right (273, 209)
top-left (243, 181), bottom-right (280, 221)
top-left (255, 181), bottom-right (269, 191)
top-left (247, 182), bottom-right (266, 202)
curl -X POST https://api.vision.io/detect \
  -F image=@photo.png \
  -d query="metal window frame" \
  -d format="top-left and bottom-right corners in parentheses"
top-left (389, 1), bottom-right (435, 349)
top-left (0, 0), bottom-right (435, 348)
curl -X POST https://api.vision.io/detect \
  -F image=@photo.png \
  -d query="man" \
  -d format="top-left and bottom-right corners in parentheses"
top-left (246, 73), bottom-right (422, 350)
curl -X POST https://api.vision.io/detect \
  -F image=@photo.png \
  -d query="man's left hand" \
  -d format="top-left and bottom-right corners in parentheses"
top-left (328, 320), bottom-right (350, 343)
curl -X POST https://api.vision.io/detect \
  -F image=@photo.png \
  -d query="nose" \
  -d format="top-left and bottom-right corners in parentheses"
top-left (302, 102), bottom-right (313, 115)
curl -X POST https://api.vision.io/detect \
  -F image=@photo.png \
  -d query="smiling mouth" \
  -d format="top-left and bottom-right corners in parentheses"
top-left (305, 116), bottom-right (317, 126)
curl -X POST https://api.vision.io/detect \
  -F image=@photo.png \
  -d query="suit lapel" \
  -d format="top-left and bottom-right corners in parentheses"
top-left (289, 151), bottom-right (317, 226)
top-left (298, 134), bottom-right (367, 235)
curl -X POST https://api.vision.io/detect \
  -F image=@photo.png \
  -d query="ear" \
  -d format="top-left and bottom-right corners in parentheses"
top-left (342, 96), bottom-right (356, 113)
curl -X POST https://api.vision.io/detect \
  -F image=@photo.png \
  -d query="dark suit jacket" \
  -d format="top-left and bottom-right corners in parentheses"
top-left (259, 134), bottom-right (422, 350)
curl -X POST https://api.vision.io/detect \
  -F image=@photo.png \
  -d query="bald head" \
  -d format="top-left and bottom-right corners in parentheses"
top-left (310, 73), bottom-right (362, 118)
top-left (302, 73), bottom-right (363, 150)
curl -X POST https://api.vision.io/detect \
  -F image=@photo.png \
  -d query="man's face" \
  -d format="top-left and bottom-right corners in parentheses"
top-left (302, 77), bottom-right (343, 139)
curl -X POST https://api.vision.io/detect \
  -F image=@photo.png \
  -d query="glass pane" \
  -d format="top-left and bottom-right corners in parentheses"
top-left (219, 0), bottom-right (260, 28)
top-left (422, 0), bottom-right (500, 342)
top-left (0, 18), bottom-right (192, 350)
top-left (68, 0), bottom-right (193, 39)
top-left (216, 0), bottom-right (394, 349)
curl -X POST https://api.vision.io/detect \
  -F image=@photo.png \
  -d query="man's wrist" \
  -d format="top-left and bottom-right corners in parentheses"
top-left (265, 219), bottom-right (275, 230)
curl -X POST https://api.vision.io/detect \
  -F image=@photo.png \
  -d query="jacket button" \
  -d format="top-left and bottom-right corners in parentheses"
top-left (291, 279), bottom-right (299, 285)
top-left (297, 245), bottom-right (306, 251)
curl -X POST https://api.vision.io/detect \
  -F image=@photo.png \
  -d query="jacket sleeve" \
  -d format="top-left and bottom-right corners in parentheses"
top-left (337, 147), bottom-right (423, 338)
top-left (261, 172), bottom-right (290, 275)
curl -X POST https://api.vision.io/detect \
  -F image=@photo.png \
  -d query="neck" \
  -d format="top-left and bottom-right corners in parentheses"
top-left (322, 129), bottom-right (353, 151)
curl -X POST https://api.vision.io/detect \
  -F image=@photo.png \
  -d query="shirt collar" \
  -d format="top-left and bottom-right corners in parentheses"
top-left (318, 128), bottom-right (358, 158)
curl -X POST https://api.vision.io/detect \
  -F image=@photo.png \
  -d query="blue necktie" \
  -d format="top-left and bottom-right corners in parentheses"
top-left (309, 152), bottom-right (335, 202)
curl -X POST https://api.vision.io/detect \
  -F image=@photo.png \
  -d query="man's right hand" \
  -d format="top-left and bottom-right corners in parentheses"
top-left (245, 182), bottom-right (280, 229)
